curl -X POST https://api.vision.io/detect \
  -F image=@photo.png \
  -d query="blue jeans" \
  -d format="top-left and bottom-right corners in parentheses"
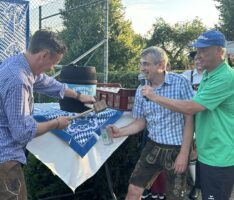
top-left (0, 160), bottom-right (27, 200)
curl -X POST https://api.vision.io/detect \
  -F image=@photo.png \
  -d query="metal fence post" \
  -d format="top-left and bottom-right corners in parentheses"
top-left (39, 6), bottom-right (42, 30)
top-left (103, 0), bottom-right (109, 83)
top-left (38, 5), bottom-right (42, 103)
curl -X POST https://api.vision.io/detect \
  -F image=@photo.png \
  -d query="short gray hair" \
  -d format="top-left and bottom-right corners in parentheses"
top-left (140, 46), bottom-right (168, 66)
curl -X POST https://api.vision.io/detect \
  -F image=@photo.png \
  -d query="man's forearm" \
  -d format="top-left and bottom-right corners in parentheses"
top-left (64, 88), bottom-right (80, 100)
top-left (151, 95), bottom-right (203, 115)
top-left (180, 115), bottom-right (194, 156)
top-left (36, 119), bottom-right (58, 137)
top-left (120, 118), bottom-right (146, 136)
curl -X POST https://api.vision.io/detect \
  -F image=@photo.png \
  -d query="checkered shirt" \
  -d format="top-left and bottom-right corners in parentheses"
top-left (0, 53), bottom-right (67, 164)
top-left (132, 72), bottom-right (194, 145)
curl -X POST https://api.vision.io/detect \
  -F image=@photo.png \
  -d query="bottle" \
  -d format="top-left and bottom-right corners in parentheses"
top-left (101, 127), bottom-right (113, 145)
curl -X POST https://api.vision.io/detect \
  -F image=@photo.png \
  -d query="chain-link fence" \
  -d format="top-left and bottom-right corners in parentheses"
top-left (30, 0), bottom-right (65, 34)
top-left (29, 0), bottom-right (109, 103)
top-left (29, 0), bottom-right (108, 78)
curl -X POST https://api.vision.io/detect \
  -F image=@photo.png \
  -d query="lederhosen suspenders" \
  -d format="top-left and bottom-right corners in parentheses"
top-left (190, 70), bottom-right (194, 85)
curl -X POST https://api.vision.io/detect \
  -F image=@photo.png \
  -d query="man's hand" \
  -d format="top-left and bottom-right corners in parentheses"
top-left (141, 85), bottom-right (156, 101)
top-left (36, 116), bottom-right (71, 137)
top-left (106, 125), bottom-right (122, 138)
top-left (54, 116), bottom-right (71, 130)
top-left (173, 152), bottom-right (188, 174)
top-left (64, 88), bottom-right (96, 104)
top-left (77, 93), bottom-right (96, 103)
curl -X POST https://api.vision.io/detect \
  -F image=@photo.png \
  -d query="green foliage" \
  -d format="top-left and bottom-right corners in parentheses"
top-left (97, 71), bottom-right (139, 88)
top-left (108, 0), bottom-right (145, 71)
top-left (104, 134), bottom-right (142, 199)
top-left (59, 0), bottom-right (145, 72)
top-left (214, 0), bottom-right (234, 40)
top-left (24, 153), bottom-right (72, 200)
top-left (58, 0), bottom-right (208, 72)
top-left (59, 0), bottom-right (104, 67)
top-left (147, 17), bottom-right (207, 68)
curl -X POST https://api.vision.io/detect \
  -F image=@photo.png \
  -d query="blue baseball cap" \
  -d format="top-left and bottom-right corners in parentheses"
top-left (192, 30), bottom-right (226, 48)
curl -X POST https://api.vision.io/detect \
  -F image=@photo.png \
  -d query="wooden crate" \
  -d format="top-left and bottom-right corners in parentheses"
top-left (96, 83), bottom-right (136, 111)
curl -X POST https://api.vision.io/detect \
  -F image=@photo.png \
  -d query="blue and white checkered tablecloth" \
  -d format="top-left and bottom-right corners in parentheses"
top-left (33, 103), bottom-right (123, 157)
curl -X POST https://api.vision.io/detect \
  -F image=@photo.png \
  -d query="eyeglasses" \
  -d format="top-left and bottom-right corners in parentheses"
top-left (139, 61), bottom-right (156, 68)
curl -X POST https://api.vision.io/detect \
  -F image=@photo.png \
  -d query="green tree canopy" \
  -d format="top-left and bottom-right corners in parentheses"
top-left (60, 0), bottom-right (104, 68)
top-left (108, 0), bottom-right (145, 71)
top-left (147, 17), bottom-right (206, 68)
top-left (60, 0), bottom-right (145, 72)
top-left (214, 0), bottom-right (234, 40)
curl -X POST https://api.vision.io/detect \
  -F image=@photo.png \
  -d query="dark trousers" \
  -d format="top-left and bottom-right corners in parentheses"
top-left (0, 160), bottom-right (27, 200)
top-left (194, 160), bottom-right (200, 188)
top-left (199, 161), bottom-right (234, 200)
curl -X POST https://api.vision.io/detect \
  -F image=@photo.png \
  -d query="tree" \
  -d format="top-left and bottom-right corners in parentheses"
top-left (108, 0), bottom-right (145, 71)
top-left (59, 0), bottom-right (104, 68)
top-left (214, 0), bottom-right (234, 40)
top-left (147, 17), bottom-right (206, 68)
top-left (59, 0), bottom-right (145, 72)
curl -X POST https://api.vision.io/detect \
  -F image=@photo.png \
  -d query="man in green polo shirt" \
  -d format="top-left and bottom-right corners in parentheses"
top-left (140, 30), bottom-right (234, 200)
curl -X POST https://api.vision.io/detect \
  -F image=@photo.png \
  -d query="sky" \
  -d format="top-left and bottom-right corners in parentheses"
top-left (122, 0), bottom-right (220, 36)
top-left (30, 0), bottom-right (220, 36)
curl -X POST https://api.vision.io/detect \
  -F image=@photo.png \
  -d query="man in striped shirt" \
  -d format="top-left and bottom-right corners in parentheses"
top-left (0, 30), bottom-right (95, 200)
top-left (107, 46), bottom-right (194, 200)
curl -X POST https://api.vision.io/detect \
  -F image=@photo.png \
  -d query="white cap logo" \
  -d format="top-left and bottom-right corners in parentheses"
top-left (198, 35), bottom-right (208, 40)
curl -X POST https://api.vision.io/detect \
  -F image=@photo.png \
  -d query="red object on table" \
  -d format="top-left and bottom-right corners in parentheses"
top-left (96, 83), bottom-right (136, 111)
